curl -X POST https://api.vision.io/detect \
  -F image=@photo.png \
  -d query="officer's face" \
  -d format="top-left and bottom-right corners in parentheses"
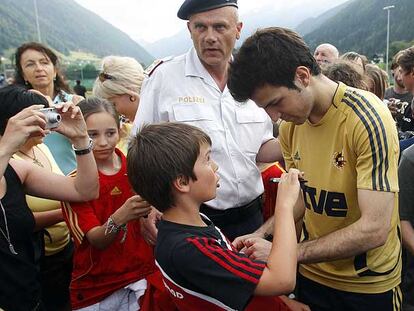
top-left (188, 7), bottom-right (242, 71)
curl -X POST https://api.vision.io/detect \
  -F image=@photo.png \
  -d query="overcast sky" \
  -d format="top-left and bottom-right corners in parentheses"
top-left (74, 0), bottom-right (347, 44)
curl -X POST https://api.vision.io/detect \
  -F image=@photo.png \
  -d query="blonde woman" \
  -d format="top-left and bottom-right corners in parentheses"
top-left (93, 56), bottom-right (144, 122)
top-left (93, 56), bottom-right (144, 154)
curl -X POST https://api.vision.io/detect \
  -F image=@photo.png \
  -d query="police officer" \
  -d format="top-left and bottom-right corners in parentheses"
top-left (132, 0), bottom-right (282, 241)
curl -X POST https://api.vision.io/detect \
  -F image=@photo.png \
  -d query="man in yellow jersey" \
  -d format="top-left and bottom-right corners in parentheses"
top-left (228, 27), bottom-right (402, 311)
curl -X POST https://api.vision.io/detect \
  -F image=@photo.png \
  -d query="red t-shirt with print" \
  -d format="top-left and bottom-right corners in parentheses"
top-left (62, 149), bottom-right (156, 309)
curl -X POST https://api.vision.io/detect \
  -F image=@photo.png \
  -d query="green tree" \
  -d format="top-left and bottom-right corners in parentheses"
top-left (389, 40), bottom-right (414, 60)
top-left (82, 63), bottom-right (98, 79)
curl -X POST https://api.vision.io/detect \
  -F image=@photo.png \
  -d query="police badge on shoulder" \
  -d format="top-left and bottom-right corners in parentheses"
top-left (144, 56), bottom-right (174, 77)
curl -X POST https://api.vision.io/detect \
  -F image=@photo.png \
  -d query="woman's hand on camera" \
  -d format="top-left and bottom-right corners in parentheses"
top-left (0, 105), bottom-right (48, 155)
top-left (53, 101), bottom-right (89, 144)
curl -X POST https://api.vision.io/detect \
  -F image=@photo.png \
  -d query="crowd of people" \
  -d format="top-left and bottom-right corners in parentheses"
top-left (1, 0), bottom-right (414, 310)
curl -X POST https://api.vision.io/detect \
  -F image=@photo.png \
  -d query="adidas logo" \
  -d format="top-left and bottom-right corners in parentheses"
top-left (110, 186), bottom-right (122, 195)
top-left (293, 151), bottom-right (301, 161)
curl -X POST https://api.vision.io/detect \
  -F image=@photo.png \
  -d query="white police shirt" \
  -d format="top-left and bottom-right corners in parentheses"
top-left (132, 48), bottom-right (273, 210)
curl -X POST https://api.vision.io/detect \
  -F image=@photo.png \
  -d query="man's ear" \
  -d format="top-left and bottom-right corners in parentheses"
top-left (187, 22), bottom-right (192, 38)
top-left (172, 175), bottom-right (190, 193)
top-left (236, 22), bottom-right (243, 40)
top-left (295, 66), bottom-right (311, 88)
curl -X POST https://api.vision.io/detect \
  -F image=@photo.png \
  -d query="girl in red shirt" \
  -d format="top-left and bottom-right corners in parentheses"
top-left (63, 97), bottom-right (163, 310)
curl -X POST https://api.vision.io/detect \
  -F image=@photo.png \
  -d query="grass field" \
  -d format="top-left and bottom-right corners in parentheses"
top-left (59, 51), bottom-right (102, 67)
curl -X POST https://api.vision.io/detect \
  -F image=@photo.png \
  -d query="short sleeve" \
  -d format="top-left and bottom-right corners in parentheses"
top-left (261, 113), bottom-right (275, 146)
top-left (132, 72), bottom-right (163, 135)
top-left (352, 106), bottom-right (399, 192)
top-left (62, 201), bottom-right (101, 246)
top-left (278, 121), bottom-right (296, 170)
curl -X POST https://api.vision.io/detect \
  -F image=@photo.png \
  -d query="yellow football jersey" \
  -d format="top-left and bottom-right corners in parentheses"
top-left (279, 83), bottom-right (401, 293)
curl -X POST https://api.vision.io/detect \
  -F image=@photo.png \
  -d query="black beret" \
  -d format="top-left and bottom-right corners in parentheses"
top-left (178, 0), bottom-right (238, 20)
top-left (0, 85), bottom-right (48, 134)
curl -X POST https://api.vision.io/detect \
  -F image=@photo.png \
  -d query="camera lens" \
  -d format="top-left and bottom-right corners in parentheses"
top-left (47, 112), bottom-right (61, 124)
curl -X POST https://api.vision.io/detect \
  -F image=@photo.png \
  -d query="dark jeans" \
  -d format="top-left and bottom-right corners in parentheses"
top-left (402, 248), bottom-right (414, 311)
top-left (200, 196), bottom-right (263, 241)
top-left (40, 241), bottom-right (73, 311)
top-left (296, 273), bottom-right (402, 311)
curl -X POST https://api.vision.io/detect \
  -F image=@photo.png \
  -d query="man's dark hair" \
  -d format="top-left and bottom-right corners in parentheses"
top-left (228, 27), bottom-right (320, 102)
top-left (127, 122), bottom-right (212, 212)
top-left (76, 80), bottom-right (81, 85)
top-left (390, 51), bottom-right (404, 71)
top-left (398, 46), bottom-right (414, 73)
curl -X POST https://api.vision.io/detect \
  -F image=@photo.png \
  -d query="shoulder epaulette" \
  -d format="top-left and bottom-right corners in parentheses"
top-left (144, 56), bottom-right (173, 77)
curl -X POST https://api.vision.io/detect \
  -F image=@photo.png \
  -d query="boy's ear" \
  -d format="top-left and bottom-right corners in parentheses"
top-left (172, 175), bottom-right (190, 193)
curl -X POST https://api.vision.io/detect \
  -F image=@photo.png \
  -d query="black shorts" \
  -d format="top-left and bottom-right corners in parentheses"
top-left (296, 273), bottom-right (402, 311)
top-left (402, 248), bottom-right (414, 310)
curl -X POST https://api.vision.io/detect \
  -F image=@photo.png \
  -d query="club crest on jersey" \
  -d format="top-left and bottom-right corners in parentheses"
top-left (333, 151), bottom-right (346, 169)
top-left (293, 151), bottom-right (301, 161)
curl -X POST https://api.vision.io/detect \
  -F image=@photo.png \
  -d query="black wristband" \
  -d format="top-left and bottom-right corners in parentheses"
top-left (72, 138), bottom-right (93, 155)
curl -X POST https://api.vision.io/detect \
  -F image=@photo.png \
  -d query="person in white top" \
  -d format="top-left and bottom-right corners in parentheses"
top-left (132, 0), bottom-right (282, 241)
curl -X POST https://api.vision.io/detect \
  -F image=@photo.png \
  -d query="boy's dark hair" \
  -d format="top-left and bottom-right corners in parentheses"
top-left (398, 46), bottom-right (414, 73)
top-left (127, 122), bottom-right (212, 212)
top-left (14, 42), bottom-right (71, 96)
top-left (228, 27), bottom-right (320, 102)
top-left (78, 97), bottom-right (120, 128)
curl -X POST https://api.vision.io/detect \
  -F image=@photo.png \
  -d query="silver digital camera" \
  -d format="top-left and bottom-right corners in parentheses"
top-left (396, 101), bottom-right (409, 114)
top-left (39, 107), bottom-right (62, 129)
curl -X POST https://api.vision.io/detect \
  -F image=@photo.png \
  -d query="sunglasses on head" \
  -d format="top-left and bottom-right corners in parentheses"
top-left (98, 72), bottom-right (115, 82)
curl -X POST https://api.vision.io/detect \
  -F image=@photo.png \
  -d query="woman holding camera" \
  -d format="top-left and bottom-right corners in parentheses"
top-left (0, 86), bottom-right (98, 311)
top-left (13, 42), bottom-right (81, 310)
top-left (11, 104), bottom-right (73, 310)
